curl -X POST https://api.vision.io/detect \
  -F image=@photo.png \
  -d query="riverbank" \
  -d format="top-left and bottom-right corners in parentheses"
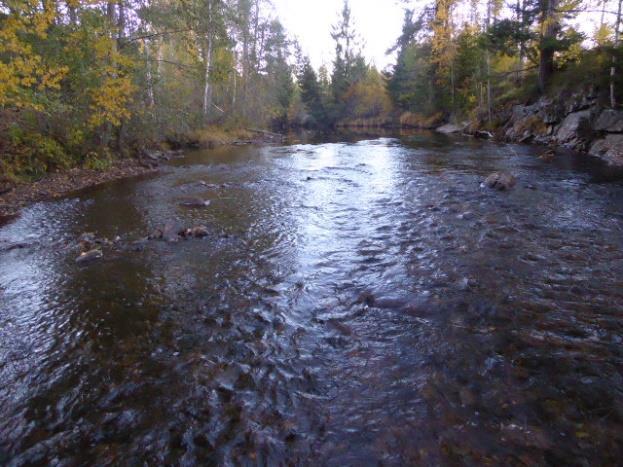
top-left (434, 89), bottom-right (623, 168)
top-left (0, 159), bottom-right (159, 222)
top-left (0, 127), bottom-right (287, 223)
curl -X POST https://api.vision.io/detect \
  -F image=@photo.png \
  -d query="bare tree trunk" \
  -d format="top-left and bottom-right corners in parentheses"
top-left (611, 0), bottom-right (622, 108)
top-left (203, 36), bottom-right (213, 118)
top-left (145, 40), bottom-right (155, 108)
top-left (516, 0), bottom-right (526, 82)
top-left (67, 0), bottom-right (77, 25)
top-left (117, 0), bottom-right (125, 45)
top-left (232, 52), bottom-right (238, 112)
top-left (486, 0), bottom-right (492, 123)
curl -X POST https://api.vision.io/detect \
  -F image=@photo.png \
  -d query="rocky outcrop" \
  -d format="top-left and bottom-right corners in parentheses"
top-left (552, 110), bottom-right (593, 150)
top-left (589, 134), bottom-right (623, 166)
top-left (594, 109), bottom-right (623, 133)
top-left (498, 87), bottom-right (623, 167)
top-left (504, 100), bottom-right (557, 144)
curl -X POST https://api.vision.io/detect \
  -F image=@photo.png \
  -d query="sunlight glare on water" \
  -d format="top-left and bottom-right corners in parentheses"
top-left (1, 133), bottom-right (623, 465)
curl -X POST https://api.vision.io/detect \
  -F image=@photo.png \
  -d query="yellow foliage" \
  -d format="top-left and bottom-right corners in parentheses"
top-left (89, 76), bottom-right (136, 128)
top-left (0, 0), bottom-right (68, 109)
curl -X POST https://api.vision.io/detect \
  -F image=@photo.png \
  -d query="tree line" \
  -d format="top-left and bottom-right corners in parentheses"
top-left (385, 0), bottom-right (623, 125)
top-left (0, 0), bottom-right (295, 178)
top-left (1, 0), bottom-right (622, 179)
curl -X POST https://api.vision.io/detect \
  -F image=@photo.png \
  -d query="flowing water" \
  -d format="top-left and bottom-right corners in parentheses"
top-left (1, 133), bottom-right (623, 465)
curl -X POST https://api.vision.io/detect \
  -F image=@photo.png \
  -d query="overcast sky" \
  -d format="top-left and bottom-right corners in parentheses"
top-left (272, 0), bottom-right (405, 71)
top-left (271, 0), bottom-right (613, 72)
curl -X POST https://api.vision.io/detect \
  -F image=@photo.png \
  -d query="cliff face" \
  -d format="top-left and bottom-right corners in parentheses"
top-left (500, 91), bottom-right (623, 167)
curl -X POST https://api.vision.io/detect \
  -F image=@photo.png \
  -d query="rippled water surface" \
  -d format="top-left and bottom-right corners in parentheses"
top-left (2, 133), bottom-right (623, 465)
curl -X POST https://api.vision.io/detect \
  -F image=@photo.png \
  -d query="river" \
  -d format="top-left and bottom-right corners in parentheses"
top-left (1, 132), bottom-right (623, 465)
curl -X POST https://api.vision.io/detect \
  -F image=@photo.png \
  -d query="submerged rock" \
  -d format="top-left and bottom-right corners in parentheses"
top-left (76, 249), bottom-right (103, 264)
top-left (1, 241), bottom-right (30, 252)
top-left (179, 198), bottom-right (211, 208)
top-left (181, 226), bottom-right (209, 238)
top-left (483, 172), bottom-right (516, 191)
top-left (539, 149), bottom-right (556, 161)
top-left (149, 223), bottom-right (210, 242)
top-left (78, 232), bottom-right (112, 251)
top-left (149, 223), bottom-right (183, 242)
top-left (162, 223), bottom-right (182, 243)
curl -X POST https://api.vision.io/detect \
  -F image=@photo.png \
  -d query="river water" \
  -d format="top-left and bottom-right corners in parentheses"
top-left (1, 133), bottom-right (623, 465)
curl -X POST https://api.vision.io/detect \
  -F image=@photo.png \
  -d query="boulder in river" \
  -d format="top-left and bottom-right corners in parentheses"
top-left (473, 130), bottom-right (493, 140)
top-left (483, 172), bottom-right (516, 191)
top-left (76, 249), bottom-right (103, 264)
top-left (539, 149), bottom-right (556, 161)
top-left (162, 223), bottom-right (182, 243)
top-left (78, 232), bottom-right (112, 250)
top-left (182, 226), bottom-right (209, 238)
top-left (436, 123), bottom-right (466, 134)
top-left (1, 241), bottom-right (30, 252)
top-left (149, 222), bottom-right (183, 242)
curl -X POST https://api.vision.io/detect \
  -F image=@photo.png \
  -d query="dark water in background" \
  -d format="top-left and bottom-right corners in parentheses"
top-left (1, 132), bottom-right (623, 465)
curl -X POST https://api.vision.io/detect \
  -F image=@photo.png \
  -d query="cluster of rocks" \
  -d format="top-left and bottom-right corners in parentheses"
top-left (75, 232), bottom-right (114, 264)
top-left (502, 90), bottom-right (623, 166)
top-left (139, 148), bottom-right (184, 169)
top-left (74, 223), bottom-right (210, 264)
top-left (148, 223), bottom-right (209, 243)
top-left (436, 123), bottom-right (493, 140)
top-left (435, 88), bottom-right (623, 167)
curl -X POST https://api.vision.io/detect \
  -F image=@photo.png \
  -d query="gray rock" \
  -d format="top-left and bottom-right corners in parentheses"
top-left (76, 249), bottom-right (103, 264)
top-left (474, 130), bottom-right (493, 140)
top-left (594, 109), bottom-right (623, 133)
top-left (142, 149), bottom-right (162, 161)
top-left (554, 110), bottom-right (592, 149)
top-left (437, 123), bottom-right (465, 134)
top-left (483, 172), bottom-right (516, 191)
top-left (589, 134), bottom-right (623, 166)
top-left (0, 180), bottom-right (14, 195)
top-left (182, 226), bottom-right (209, 238)
top-left (565, 90), bottom-right (597, 114)
top-left (162, 223), bottom-right (182, 243)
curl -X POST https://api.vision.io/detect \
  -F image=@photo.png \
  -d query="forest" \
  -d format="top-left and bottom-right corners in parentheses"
top-left (0, 0), bottom-right (622, 179)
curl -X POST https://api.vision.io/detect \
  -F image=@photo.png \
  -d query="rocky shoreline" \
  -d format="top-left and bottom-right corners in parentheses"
top-left (437, 90), bottom-right (623, 168)
top-left (0, 129), bottom-right (287, 224)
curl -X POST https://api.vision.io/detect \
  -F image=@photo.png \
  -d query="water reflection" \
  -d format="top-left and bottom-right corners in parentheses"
top-left (1, 133), bottom-right (623, 465)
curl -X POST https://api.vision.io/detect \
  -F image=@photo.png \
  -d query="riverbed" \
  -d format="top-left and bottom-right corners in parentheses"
top-left (1, 133), bottom-right (623, 465)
